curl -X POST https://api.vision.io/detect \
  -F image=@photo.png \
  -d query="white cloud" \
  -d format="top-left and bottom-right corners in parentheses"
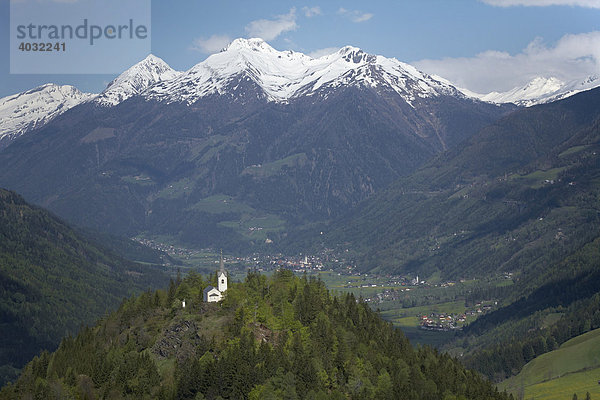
top-left (308, 47), bottom-right (339, 58)
top-left (337, 7), bottom-right (373, 23)
top-left (480, 0), bottom-right (600, 7)
top-left (302, 6), bottom-right (322, 17)
top-left (190, 34), bottom-right (232, 54)
top-left (245, 8), bottom-right (298, 41)
top-left (414, 31), bottom-right (600, 93)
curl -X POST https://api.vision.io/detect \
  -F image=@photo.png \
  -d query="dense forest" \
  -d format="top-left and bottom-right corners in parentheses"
top-left (0, 189), bottom-right (168, 385)
top-left (1, 270), bottom-right (510, 400)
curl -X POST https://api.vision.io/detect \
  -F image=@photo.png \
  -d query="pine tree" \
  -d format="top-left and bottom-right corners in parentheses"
top-left (166, 278), bottom-right (176, 306)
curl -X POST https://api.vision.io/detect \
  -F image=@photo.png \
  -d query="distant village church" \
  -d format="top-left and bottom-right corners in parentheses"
top-left (203, 251), bottom-right (228, 302)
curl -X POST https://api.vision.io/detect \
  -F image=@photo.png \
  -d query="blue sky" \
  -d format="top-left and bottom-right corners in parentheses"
top-left (1, 0), bottom-right (600, 97)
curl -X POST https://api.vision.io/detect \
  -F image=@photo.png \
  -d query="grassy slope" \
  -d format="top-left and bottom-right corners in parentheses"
top-left (516, 367), bottom-right (600, 400)
top-left (499, 328), bottom-right (600, 399)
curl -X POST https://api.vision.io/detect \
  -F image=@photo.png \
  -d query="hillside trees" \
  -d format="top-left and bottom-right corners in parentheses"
top-left (1, 270), bottom-right (510, 400)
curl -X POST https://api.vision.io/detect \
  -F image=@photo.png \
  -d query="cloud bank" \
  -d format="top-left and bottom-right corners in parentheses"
top-left (414, 31), bottom-right (600, 93)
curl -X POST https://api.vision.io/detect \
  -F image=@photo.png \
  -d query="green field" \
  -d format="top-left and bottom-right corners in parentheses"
top-left (380, 300), bottom-right (467, 322)
top-left (500, 328), bottom-right (600, 400)
top-left (314, 271), bottom-right (477, 347)
top-left (511, 167), bottom-right (567, 189)
top-left (156, 178), bottom-right (195, 199)
top-left (219, 214), bottom-right (286, 241)
top-left (558, 144), bottom-right (591, 158)
top-left (188, 194), bottom-right (256, 214)
top-left (242, 153), bottom-right (307, 177)
top-left (505, 367), bottom-right (600, 400)
top-left (315, 271), bottom-right (382, 292)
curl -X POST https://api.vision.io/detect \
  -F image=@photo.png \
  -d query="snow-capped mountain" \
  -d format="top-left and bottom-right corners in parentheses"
top-left (4, 41), bottom-right (597, 150)
top-left (0, 84), bottom-right (94, 145)
top-left (147, 38), bottom-right (464, 105)
top-left (95, 54), bottom-right (181, 106)
top-left (475, 75), bottom-right (600, 107)
top-left (0, 42), bottom-right (472, 148)
top-left (0, 40), bottom-right (513, 249)
top-left (0, 55), bottom-right (180, 147)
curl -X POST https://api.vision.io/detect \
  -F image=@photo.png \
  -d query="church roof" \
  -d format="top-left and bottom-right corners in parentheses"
top-left (203, 285), bottom-right (218, 294)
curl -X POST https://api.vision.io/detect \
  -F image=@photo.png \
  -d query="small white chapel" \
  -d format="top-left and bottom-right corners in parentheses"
top-left (203, 251), bottom-right (227, 303)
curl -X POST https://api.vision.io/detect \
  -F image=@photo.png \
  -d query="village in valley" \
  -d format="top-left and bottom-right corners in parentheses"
top-left (134, 237), bottom-right (508, 344)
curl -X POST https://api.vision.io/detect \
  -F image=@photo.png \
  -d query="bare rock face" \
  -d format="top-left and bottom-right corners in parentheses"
top-left (152, 319), bottom-right (202, 362)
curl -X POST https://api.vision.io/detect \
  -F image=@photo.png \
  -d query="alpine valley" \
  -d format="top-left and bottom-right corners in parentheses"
top-left (2, 37), bottom-right (600, 400)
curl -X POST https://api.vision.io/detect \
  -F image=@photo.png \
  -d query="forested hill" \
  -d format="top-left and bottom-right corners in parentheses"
top-left (0, 188), bottom-right (168, 385)
top-left (1, 270), bottom-right (510, 400)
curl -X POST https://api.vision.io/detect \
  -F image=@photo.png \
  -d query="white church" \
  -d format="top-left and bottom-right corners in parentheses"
top-left (203, 252), bottom-right (227, 302)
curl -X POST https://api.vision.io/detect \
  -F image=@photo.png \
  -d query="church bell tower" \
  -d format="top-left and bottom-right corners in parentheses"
top-left (218, 250), bottom-right (227, 293)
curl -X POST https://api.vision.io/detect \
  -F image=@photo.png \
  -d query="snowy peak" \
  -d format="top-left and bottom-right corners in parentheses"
top-left (477, 75), bottom-right (600, 107)
top-left (222, 37), bottom-right (279, 54)
top-left (96, 54), bottom-right (181, 106)
top-left (480, 77), bottom-right (563, 106)
top-left (336, 46), bottom-right (375, 64)
top-left (0, 83), bottom-right (94, 144)
top-left (0, 55), bottom-right (180, 146)
top-left (523, 77), bottom-right (563, 93)
top-left (147, 38), bottom-right (462, 105)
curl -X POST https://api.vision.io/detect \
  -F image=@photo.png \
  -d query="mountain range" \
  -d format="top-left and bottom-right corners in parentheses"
top-left (2, 39), bottom-right (598, 149)
top-left (473, 75), bottom-right (600, 107)
top-left (0, 38), bottom-right (515, 249)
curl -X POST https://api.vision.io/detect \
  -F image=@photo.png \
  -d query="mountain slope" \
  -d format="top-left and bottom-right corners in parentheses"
top-left (0, 189), bottom-right (168, 385)
top-left (499, 328), bottom-right (600, 399)
top-left (0, 270), bottom-right (509, 400)
top-left (322, 86), bottom-right (600, 279)
top-left (0, 84), bottom-right (93, 149)
top-left (458, 240), bottom-right (600, 381)
top-left (0, 42), bottom-right (512, 250)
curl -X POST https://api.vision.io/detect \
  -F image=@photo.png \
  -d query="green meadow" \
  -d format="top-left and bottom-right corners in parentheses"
top-left (500, 328), bottom-right (600, 400)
